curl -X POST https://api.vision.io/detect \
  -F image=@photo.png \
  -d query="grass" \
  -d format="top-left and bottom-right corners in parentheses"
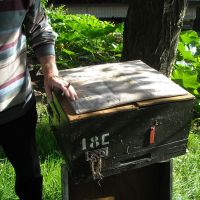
top-left (0, 157), bottom-right (62, 200)
top-left (36, 102), bottom-right (63, 200)
top-left (42, 156), bottom-right (62, 200)
top-left (0, 103), bottom-right (200, 199)
top-left (173, 131), bottom-right (200, 200)
top-left (0, 159), bottom-right (16, 199)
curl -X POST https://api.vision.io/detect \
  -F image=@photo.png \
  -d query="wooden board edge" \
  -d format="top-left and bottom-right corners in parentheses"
top-left (57, 93), bottom-right (138, 122)
top-left (136, 93), bottom-right (194, 107)
top-left (55, 92), bottom-right (194, 122)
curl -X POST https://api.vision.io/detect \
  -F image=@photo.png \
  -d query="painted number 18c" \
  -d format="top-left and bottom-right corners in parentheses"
top-left (81, 133), bottom-right (110, 150)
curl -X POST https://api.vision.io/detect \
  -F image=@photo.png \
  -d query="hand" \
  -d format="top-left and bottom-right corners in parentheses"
top-left (44, 75), bottom-right (78, 101)
top-left (39, 55), bottom-right (78, 102)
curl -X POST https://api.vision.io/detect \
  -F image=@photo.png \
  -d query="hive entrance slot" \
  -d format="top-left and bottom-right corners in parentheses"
top-left (120, 153), bottom-right (151, 167)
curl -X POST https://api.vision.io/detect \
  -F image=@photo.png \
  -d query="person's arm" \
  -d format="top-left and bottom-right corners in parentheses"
top-left (23, 0), bottom-right (78, 101)
top-left (40, 55), bottom-right (78, 101)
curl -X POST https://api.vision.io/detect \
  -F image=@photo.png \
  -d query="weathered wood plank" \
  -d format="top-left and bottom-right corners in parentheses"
top-left (62, 164), bottom-right (69, 200)
top-left (56, 92), bottom-right (137, 122)
top-left (54, 92), bottom-right (194, 122)
top-left (136, 93), bottom-right (194, 107)
top-left (65, 161), bottom-right (172, 200)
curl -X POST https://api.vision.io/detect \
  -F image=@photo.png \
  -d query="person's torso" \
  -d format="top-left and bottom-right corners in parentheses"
top-left (0, 0), bottom-right (34, 125)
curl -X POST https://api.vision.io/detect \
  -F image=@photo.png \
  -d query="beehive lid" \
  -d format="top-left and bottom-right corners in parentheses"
top-left (59, 60), bottom-right (189, 114)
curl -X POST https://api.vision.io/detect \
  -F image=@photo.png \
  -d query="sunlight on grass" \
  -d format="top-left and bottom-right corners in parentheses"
top-left (0, 159), bottom-right (17, 200)
top-left (173, 133), bottom-right (200, 200)
top-left (0, 156), bottom-right (63, 200)
top-left (42, 156), bottom-right (63, 200)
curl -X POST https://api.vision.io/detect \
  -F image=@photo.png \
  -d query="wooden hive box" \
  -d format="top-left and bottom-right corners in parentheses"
top-left (48, 60), bottom-right (194, 184)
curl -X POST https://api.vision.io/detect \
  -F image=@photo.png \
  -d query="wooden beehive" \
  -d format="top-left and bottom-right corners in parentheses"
top-left (48, 60), bottom-right (194, 184)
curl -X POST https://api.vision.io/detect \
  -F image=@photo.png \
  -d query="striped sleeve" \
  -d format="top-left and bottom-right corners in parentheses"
top-left (23, 0), bottom-right (56, 58)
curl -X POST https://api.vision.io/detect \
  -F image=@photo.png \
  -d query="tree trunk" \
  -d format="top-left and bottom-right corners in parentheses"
top-left (121, 0), bottom-right (188, 77)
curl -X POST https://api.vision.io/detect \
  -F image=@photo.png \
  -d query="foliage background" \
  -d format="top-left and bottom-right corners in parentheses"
top-left (0, 2), bottom-right (200, 200)
top-left (46, 6), bottom-right (123, 69)
top-left (171, 30), bottom-right (200, 115)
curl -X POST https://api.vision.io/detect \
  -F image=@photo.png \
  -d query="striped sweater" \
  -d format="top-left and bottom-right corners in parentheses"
top-left (0, 0), bottom-right (56, 125)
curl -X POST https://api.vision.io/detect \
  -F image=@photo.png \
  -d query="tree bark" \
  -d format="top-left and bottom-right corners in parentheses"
top-left (121, 0), bottom-right (188, 77)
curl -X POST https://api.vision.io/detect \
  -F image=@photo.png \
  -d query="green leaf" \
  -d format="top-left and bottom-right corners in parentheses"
top-left (179, 30), bottom-right (199, 46)
top-left (62, 49), bottom-right (75, 56)
top-left (82, 46), bottom-right (95, 54)
top-left (194, 98), bottom-right (200, 114)
top-left (182, 70), bottom-right (199, 90)
top-left (177, 43), bottom-right (196, 62)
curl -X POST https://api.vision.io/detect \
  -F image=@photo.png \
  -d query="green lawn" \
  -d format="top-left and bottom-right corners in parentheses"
top-left (0, 103), bottom-right (199, 200)
top-left (173, 132), bottom-right (200, 200)
top-left (0, 157), bottom-right (62, 200)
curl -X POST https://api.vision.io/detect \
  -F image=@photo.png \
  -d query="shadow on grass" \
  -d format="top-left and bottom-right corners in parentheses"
top-left (36, 102), bottom-right (63, 161)
top-left (0, 102), bottom-right (62, 161)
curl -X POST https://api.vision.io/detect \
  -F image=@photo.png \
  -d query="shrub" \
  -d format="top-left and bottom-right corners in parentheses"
top-left (171, 30), bottom-right (200, 114)
top-left (46, 6), bottom-right (124, 69)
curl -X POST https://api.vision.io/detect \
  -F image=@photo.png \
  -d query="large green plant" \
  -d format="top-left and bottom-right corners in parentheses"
top-left (171, 30), bottom-right (200, 114)
top-left (46, 6), bottom-right (123, 69)
top-left (41, 0), bottom-right (48, 6)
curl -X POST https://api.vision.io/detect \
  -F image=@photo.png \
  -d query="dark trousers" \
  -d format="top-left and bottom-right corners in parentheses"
top-left (0, 103), bottom-right (42, 200)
